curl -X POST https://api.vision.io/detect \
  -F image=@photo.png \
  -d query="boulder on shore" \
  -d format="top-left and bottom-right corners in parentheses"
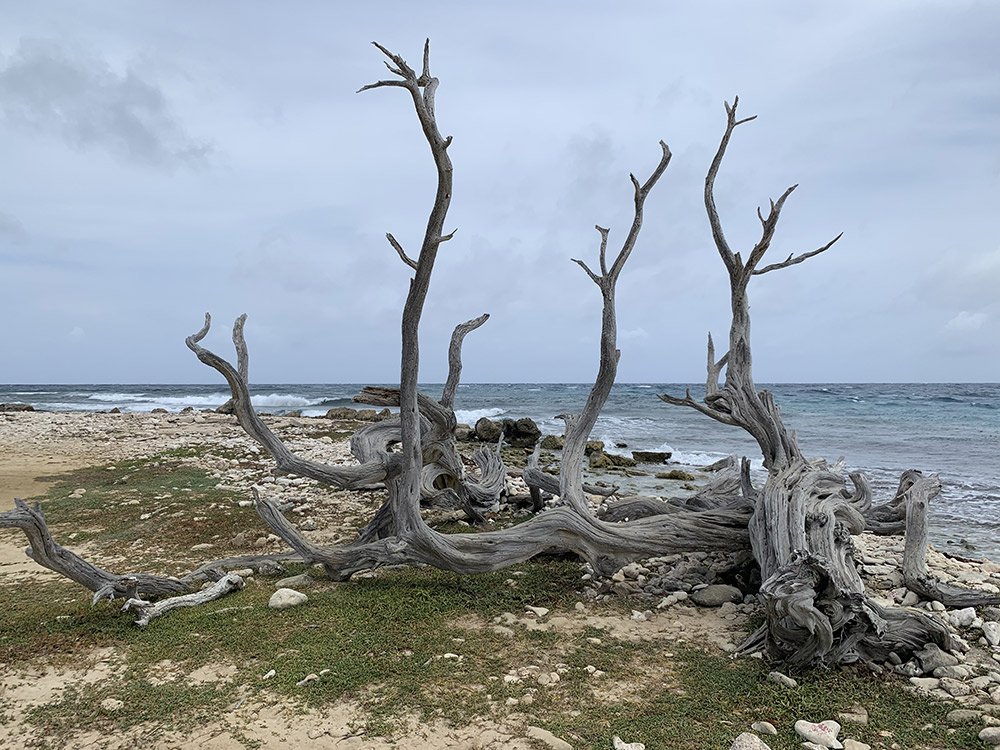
top-left (589, 451), bottom-right (637, 469)
top-left (631, 450), bottom-right (671, 464)
top-left (325, 406), bottom-right (391, 422)
top-left (540, 434), bottom-right (565, 450)
top-left (473, 416), bottom-right (542, 447)
top-left (503, 417), bottom-right (541, 448)
top-left (0, 403), bottom-right (35, 412)
top-left (475, 417), bottom-right (503, 442)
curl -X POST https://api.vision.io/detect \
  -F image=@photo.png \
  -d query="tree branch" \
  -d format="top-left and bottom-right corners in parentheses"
top-left (387, 233), bottom-right (418, 270)
top-left (752, 232), bottom-right (843, 276)
top-left (187, 314), bottom-right (399, 488)
top-left (705, 98), bottom-right (756, 275)
top-left (441, 313), bottom-right (490, 409)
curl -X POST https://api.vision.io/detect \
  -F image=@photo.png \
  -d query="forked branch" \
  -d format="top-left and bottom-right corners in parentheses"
top-left (187, 313), bottom-right (400, 488)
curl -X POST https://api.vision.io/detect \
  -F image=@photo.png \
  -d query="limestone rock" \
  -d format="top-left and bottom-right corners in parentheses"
top-left (503, 417), bottom-right (541, 448)
top-left (475, 417), bottom-right (503, 442)
top-left (690, 584), bottom-right (743, 607)
top-left (274, 573), bottom-right (315, 589)
top-left (540, 434), bottom-right (565, 450)
top-left (612, 737), bottom-right (645, 750)
top-left (835, 705), bottom-right (869, 725)
top-left (729, 733), bottom-right (772, 750)
top-left (767, 671), bottom-right (798, 689)
top-left (945, 708), bottom-right (982, 724)
top-left (950, 607), bottom-right (978, 629)
top-left (100, 698), bottom-right (124, 713)
top-left (915, 643), bottom-right (960, 673)
top-left (655, 468), bottom-right (695, 481)
top-left (750, 721), bottom-right (778, 735)
top-left (793, 719), bottom-right (842, 749)
top-left (631, 450), bottom-right (671, 464)
top-left (980, 727), bottom-right (1000, 744)
top-left (269, 588), bottom-right (308, 609)
top-left (841, 740), bottom-right (871, 750)
top-left (984, 621), bottom-right (1000, 647)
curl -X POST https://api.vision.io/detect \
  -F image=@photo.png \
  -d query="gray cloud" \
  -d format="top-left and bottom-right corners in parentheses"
top-left (0, 38), bottom-right (211, 167)
top-left (0, 211), bottom-right (27, 243)
top-left (0, 2), bottom-right (996, 383)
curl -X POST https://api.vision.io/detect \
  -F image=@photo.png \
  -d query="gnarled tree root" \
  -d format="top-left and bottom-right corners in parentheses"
top-left (253, 492), bottom-right (751, 581)
top-left (743, 461), bottom-right (954, 668)
top-left (902, 473), bottom-right (1000, 608)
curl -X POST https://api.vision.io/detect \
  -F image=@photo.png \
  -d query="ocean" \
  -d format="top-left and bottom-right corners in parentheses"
top-left (3, 382), bottom-right (999, 559)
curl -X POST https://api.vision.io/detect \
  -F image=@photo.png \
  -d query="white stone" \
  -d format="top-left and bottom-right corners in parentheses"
top-left (842, 741), bottom-right (871, 750)
top-left (296, 673), bottom-right (319, 687)
top-left (729, 734), bottom-right (772, 750)
top-left (950, 607), bottom-right (978, 628)
top-left (261, 669), bottom-right (276, 680)
top-left (984, 621), bottom-right (1000, 647)
top-left (750, 721), bottom-right (778, 735)
top-left (269, 588), bottom-right (308, 609)
top-left (767, 671), bottom-right (798, 689)
top-left (525, 605), bottom-right (549, 618)
top-left (612, 737), bottom-right (645, 750)
top-left (100, 698), bottom-right (124, 713)
top-left (793, 719), bottom-right (843, 749)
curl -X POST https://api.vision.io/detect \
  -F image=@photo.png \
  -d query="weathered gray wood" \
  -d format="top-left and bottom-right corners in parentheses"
top-left (215, 314), bottom-right (248, 415)
top-left (862, 470), bottom-right (915, 536)
top-left (0, 499), bottom-right (190, 600)
top-left (252, 492), bottom-right (750, 582)
top-left (441, 313), bottom-right (489, 410)
top-left (123, 573), bottom-right (245, 627)
top-left (521, 443), bottom-right (618, 512)
top-left (659, 98), bottom-right (954, 667)
top-left (901, 473), bottom-right (1000, 607)
top-left (188, 315), bottom-right (400, 490)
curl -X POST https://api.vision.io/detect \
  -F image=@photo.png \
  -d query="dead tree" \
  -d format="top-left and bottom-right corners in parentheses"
top-left (349, 313), bottom-right (506, 527)
top-left (658, 98), bottom-right (986, 667)
top-left (187, 41), bottom-right (753, 582)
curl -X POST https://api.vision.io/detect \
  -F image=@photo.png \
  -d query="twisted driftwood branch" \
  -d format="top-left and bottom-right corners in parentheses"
top-left (0, 499), bottom-right (190, 600)
top-left (123, 573), bottom-right (246, 627)
top-left (901, 473), bottom-right (1000, 607)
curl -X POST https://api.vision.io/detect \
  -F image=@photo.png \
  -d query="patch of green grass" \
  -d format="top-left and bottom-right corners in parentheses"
top-left (538, 644), bottom-right (979, 749)
top-left (31, 455), bottom-right (259, 569)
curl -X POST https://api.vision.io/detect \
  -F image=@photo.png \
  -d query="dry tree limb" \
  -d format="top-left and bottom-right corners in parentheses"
top-left (901, 473), bottom-right (1000, 607)
top-left (521, 442), bottom-right (618, 512)
top-left (0, 499), bottom-right (190, 600)
top-left (216, 314), bottom-right (248, 415)
top-left (187, 314), bottom-right (400, 490)
top-left (123, 573), bottom-right (246, 627)
top-left (441, 313), bottom-right (489, 410)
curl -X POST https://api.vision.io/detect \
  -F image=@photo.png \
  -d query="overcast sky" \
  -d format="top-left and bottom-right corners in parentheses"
top-left (1, 1), bottom-right (997, 384)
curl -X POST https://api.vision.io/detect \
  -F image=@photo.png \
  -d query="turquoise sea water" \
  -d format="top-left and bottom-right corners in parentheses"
top-left (3, 382), bottom-right (998, 558)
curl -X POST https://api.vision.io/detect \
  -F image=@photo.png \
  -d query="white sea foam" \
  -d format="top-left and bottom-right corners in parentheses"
top-left (86, 392), bottom-right (150, 402)
top-left (455, 407), bottom-right (506, 424)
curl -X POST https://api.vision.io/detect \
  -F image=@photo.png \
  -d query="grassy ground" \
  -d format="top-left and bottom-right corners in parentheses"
top-left (0, 450), bottom-right (983, 749)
